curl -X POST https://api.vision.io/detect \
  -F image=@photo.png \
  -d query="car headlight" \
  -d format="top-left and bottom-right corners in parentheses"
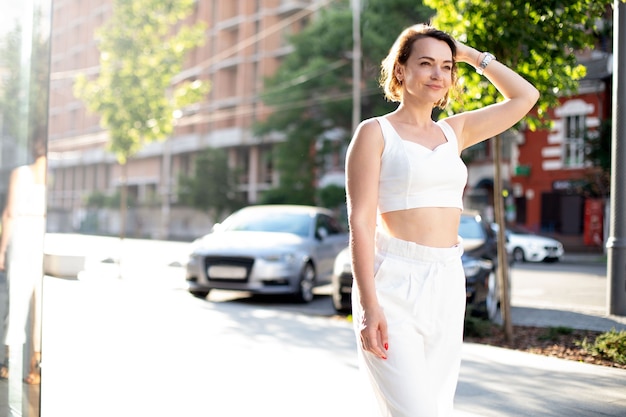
top-left (463, 259), bottom-right (493, 277)
top-left (262, 252), bottom-right (297, 264)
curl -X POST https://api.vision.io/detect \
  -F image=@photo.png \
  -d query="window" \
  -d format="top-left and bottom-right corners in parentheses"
top-left (563, 115), bottom-right (586, 168)
top-left (316, 213), bottom-right (344, 235)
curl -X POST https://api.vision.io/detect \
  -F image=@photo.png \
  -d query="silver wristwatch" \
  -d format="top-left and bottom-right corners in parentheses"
top-left (477, 52), bottom-right (496, 75)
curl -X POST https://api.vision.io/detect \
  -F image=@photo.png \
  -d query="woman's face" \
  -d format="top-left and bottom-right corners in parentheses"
top-left (396, 36), bottom-right (453, 104)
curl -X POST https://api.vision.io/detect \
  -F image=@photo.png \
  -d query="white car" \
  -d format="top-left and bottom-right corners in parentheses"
top-left (505, 228), bottom-right (564, 263)
top-left (185, 205), bottom-right (348, 303)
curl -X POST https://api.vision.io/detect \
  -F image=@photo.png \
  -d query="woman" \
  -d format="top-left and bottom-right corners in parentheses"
top-left (345, 24), bottom-right (539, 417)
top-left (0, 138), bottom-right (47, 385)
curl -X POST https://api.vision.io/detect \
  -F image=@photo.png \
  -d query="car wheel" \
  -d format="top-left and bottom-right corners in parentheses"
top-left (332, 285), bottom-right (351, 314)
top-left (189, 289), bottom-right (210, 299)
top-left (485, 271), bottom-right (499, 322)
top-left (294, 263), bottom-right (315, 303)
top-left (512, 247), bottom-right (525, 263)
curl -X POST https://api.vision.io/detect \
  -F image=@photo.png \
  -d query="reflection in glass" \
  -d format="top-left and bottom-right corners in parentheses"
top-left (0, 0), bottom-right (52, 415)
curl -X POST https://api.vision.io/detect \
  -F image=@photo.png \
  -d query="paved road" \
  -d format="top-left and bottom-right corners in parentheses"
top-left (511, 261), bottom-right (607, 314)
top-left (508, 260), bottom-right (626, 331)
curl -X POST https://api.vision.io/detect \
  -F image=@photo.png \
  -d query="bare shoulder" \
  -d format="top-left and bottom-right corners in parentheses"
top-left (351, 117), bottom-right (384, 149)
top-left (438, 114), bottom-right (467, 149)
top-left (8, 166), bottom-right (24, 184)
top-left (439, 114), bottom-right (464, 134)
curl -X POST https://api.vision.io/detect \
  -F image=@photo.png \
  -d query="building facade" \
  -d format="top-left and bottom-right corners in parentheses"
top-left (48, 0), bottom-right (322, 239)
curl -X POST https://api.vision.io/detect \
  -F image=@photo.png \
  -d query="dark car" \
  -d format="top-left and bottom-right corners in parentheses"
top-left (186, 205), bottom-right (348, 303)
top-left (458, 212), bottom-right (501, 320)
top-left (331, 211), bottom-right (503, 321)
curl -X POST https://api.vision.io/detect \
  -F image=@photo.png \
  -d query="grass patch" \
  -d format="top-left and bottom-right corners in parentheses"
top-left (538, 326), bottom-right (573, 341)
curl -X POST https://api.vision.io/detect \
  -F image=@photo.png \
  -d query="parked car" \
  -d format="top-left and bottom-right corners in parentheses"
top-left (506, 226), bottom-right (564, 263)
top-left (331, 211), bottom-right (503, 320)
top-left (185, 205), bottom-right (348, 303)
top-left (491, 223), bottom-right (564, 263)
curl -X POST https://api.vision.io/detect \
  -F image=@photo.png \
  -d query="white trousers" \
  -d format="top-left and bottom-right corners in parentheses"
top-left (353, 229), bottom-right (466, 417)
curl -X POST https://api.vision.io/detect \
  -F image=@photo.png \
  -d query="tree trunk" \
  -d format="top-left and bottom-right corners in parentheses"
top-left (493, 135), bottom-right (513, 342)
top-left (120, 162), bottom-right (127, 240)
top-left (115, 162), bottom-right (128, 279)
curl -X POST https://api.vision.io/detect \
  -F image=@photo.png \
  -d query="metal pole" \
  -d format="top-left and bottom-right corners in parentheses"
top-left (607, 0), bottom-right (626, 316)
top-left (351, 0), bottom-right (361, 133)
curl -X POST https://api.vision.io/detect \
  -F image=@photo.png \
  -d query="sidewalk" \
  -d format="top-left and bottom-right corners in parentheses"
top-left (454, 251), bottom-right (626, 416)
top-left (42, 234), bottom-right (626, 417)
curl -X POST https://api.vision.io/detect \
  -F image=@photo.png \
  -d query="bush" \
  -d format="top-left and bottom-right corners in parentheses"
top-left (579, 329), bottom-right (626, 365)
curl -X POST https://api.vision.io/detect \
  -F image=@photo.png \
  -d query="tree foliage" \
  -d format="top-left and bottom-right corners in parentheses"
top-left (177, 148), bottom-right (244, 222)
top-left (423, 0), bottom-right (613, 129)
top-left (73, 0), bottom-right (209, 238)
top-left (256, 0), bottom-right (434, 205)
top-left (74, 0), bottom-right (209, 164)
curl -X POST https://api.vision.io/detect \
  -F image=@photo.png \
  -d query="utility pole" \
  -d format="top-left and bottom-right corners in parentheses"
top-left (351, 0), bottom-right (361, 133)
top-left (607, 0), bottom-right (626, 316)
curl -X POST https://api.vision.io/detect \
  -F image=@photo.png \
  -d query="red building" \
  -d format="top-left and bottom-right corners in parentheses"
top-left (511, 50), bottom-right (612, 250)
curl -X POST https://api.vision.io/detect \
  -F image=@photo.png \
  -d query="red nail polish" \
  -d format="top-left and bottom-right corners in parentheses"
top-left (384, 343), bottom-right (389, 350)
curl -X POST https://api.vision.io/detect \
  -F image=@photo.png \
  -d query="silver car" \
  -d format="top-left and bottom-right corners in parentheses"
top-left (186, 205), bottom-right (348, 303)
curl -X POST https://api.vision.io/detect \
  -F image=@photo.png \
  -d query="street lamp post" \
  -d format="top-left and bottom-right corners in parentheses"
top-left (351, 0), bottom-right (361, 133)
top-left (607, 0), bottom-right (626, 316)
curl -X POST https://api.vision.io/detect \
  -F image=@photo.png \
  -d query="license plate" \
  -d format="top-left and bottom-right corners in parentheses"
top-left (208, 265), bottom-right (247, 279)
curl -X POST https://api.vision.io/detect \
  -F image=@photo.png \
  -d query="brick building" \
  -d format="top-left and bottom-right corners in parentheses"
top-left (47, 0), bottom-right (324, 238)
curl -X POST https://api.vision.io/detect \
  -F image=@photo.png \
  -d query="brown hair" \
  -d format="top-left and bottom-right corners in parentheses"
top-left (380, 24), bottom-right (458, 108)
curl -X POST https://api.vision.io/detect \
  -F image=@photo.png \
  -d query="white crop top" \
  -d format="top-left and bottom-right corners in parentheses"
top-left (376, 117), bottom-right (468, 213)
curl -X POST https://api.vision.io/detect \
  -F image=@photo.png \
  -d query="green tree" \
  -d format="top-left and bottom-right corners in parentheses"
top-left (177, 148), bottom-right (244, 222)
top-left (424, 0), bottom-right (614, 339)
top-left (256, 0), bottom-right (434, 205)
top-left (424, 0), bottom-right (611, 127)
top-left (74, 0), bottom-right (209, 238)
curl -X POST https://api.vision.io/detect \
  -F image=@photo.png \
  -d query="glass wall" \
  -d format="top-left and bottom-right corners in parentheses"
top-left (0, 0), bottom-right (52, 416)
